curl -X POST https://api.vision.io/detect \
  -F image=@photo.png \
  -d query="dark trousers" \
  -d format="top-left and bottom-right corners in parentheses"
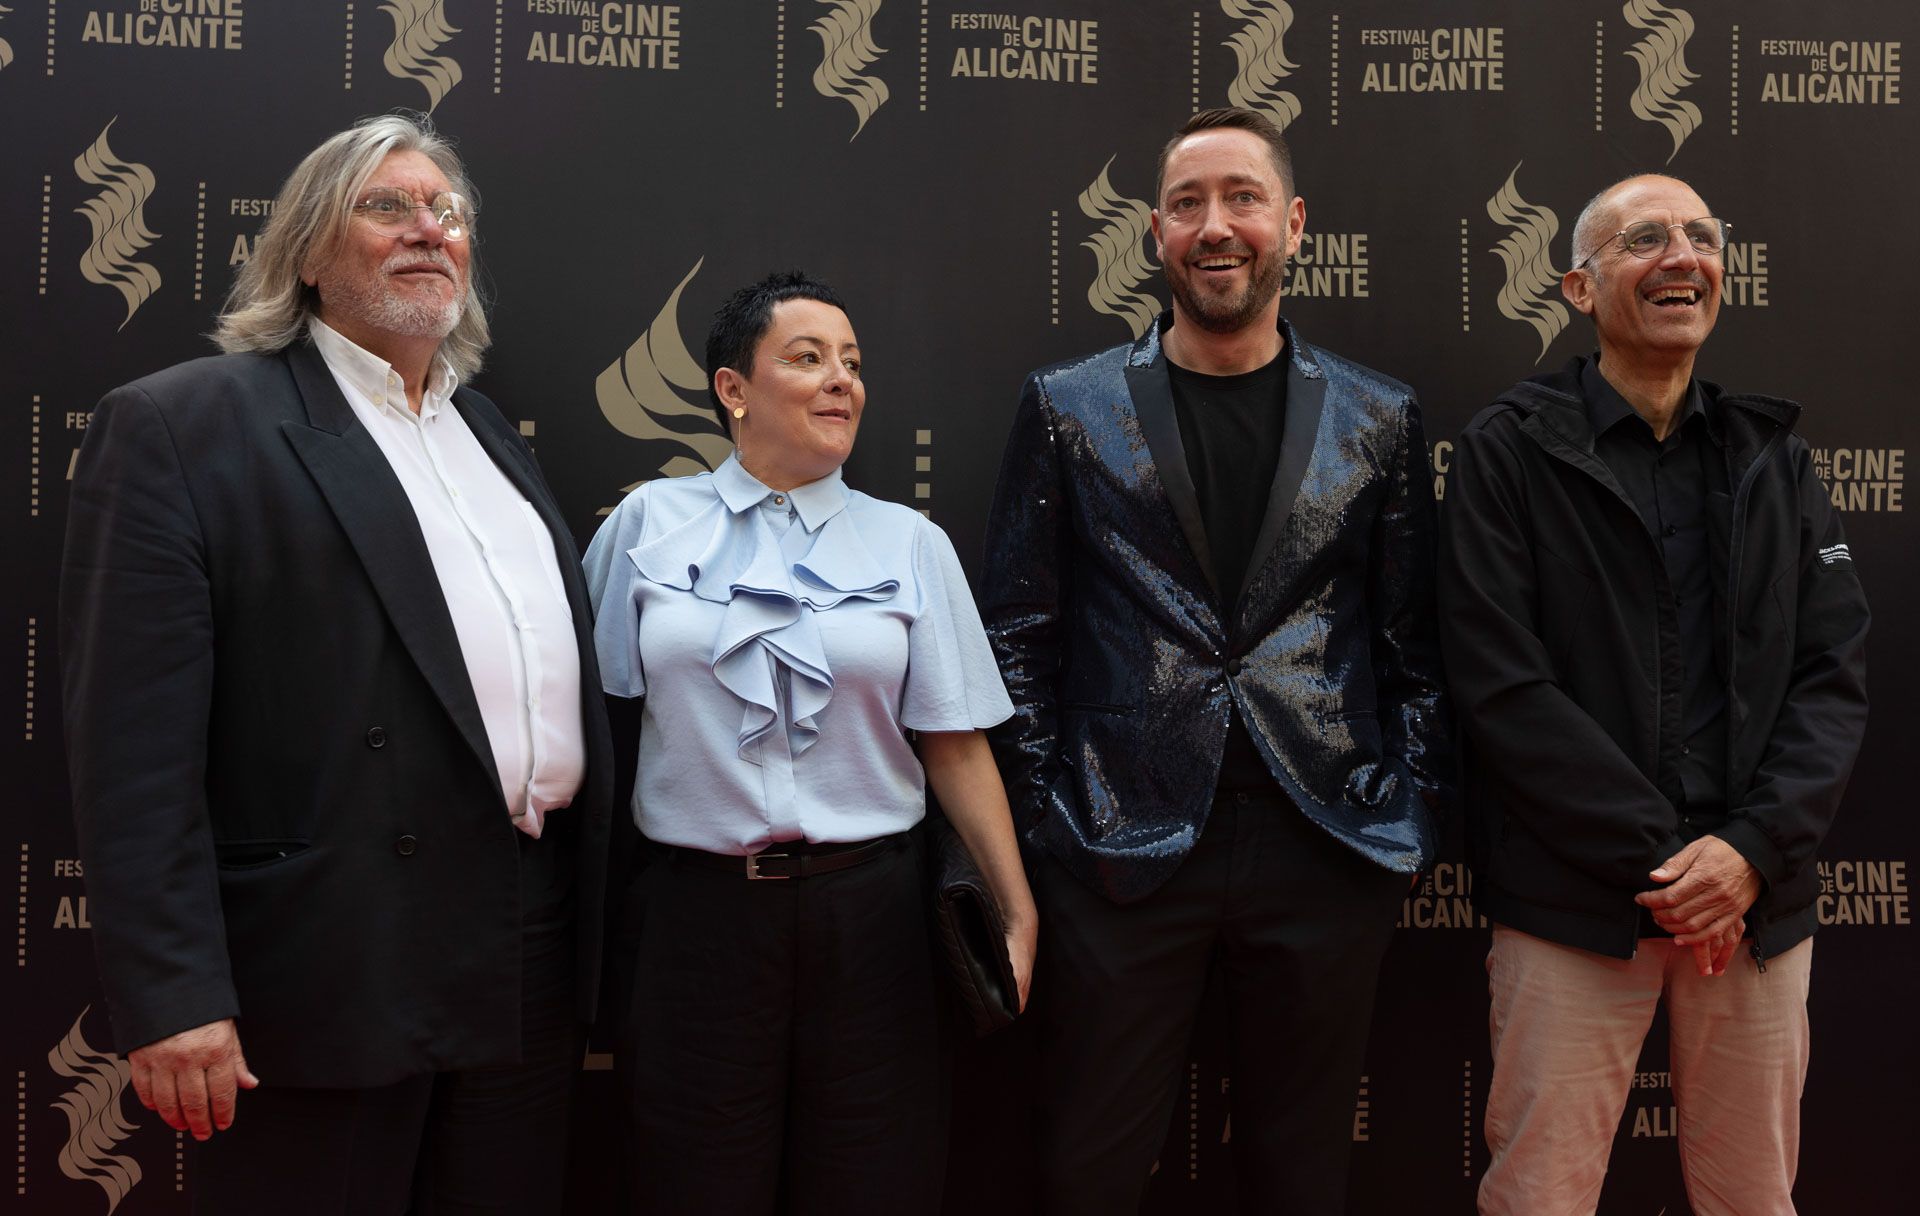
top-left (192, 830), bottom-right (581, 1216)
top-left (621, 833), bottom-right (945, 1216)
top-left (1036, 791), bottom-right (1405, 1216)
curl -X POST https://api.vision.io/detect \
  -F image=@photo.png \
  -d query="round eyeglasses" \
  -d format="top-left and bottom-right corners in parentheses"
top-left (351, 188), bottom-right (476, 241)
top-left (1575, 217), bottom-right (1729, 269)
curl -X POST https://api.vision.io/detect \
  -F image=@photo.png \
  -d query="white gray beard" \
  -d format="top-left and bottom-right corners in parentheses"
top-left (316, 260), bottom-right (462, 341)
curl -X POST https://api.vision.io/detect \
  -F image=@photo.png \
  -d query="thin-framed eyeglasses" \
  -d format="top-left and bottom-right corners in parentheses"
top-left (1574, 217), bottom-right (1729, 269)
top-left (351, 188), bottom-right (476, 241)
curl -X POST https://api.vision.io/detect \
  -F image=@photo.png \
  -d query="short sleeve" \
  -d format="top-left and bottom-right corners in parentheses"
top-left (582, 490), bottom-right (647, 698)
top-left (900, 518), bottom-right (1015, 732)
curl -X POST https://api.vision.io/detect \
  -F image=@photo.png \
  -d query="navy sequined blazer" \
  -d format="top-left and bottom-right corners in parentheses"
top-left (982, 314), bottom-right (1453, 903)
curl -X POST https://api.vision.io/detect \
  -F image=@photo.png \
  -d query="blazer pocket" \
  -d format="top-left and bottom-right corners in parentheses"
top-left (214, 838), bottom-right (311, 871)
top-left (1063, 702), bottom-right (1135, 716)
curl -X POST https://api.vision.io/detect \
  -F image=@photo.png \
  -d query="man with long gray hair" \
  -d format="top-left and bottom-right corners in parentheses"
top-left (61, 112), bottom-right (613, 1213)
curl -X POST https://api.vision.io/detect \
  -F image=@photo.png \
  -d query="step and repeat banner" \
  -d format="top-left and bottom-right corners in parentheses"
top-left (3, 2), bottom-right (1914, 1212)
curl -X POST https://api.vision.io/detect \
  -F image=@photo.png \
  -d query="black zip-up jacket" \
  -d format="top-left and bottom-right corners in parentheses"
top-left (1438, 357), bottom-right (1869, 961)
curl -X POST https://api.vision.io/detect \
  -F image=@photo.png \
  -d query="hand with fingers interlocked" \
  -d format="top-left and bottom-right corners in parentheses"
top-left (1635, 835), bottom-right (1763, 977)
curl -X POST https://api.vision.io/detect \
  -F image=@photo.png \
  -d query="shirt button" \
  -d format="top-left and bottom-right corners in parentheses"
top-left (395, 834), bottom-right (417, 856)
top-left (1681, 744), bottom-right (1692, 756)
top-left (773, 495), bottom-right (786, 506)
top-left (1225, 657), bottom-right (1244, 676)
top-left (366, 726), bottom-right (387, 748)
top-left (1665, 525), bottom-right (1678, 537)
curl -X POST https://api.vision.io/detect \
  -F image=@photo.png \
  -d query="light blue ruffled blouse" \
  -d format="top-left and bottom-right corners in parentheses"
top-left (582, 454), bottom-right (1014, 855)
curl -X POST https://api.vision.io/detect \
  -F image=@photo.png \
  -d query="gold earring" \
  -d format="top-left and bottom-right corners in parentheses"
top-left (732, 407), bottom-right (746, 420)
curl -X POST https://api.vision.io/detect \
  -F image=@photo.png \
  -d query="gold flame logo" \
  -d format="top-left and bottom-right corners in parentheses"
top-left (810, 0), bottom-right (890, 142)
top-left (1486, 163), bottom-right (1569, 364)
top-left (381, 0), bottom-right (463, 112)
top-left (0, 4), bottom-right (16, 72)
top-left (1623, 0), bottom-right (1701, 163)
top-left (48, 1008), bottom-right (142, 1214)
top-left (74, 119), bottom-right (162, 331)
top-left (596, 257), bottom-right (733, 499)
top-left (1078, 157), bottom-right (1162, 340)
top-left (1221, 0), bottom-right (1302, 130)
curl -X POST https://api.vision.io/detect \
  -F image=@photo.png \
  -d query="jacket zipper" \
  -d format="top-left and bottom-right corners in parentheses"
top-left (1750, 941), bottom-right (1769, 974)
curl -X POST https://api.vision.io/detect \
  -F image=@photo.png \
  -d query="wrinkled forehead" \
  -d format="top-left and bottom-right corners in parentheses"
top-left (359, 149), bottom-right (456, 200)
top-left (1598, 175), bottom-right (1712, 228)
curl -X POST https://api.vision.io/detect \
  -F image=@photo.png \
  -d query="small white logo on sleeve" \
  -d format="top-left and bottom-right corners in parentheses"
top-left (1818, 543), bottom-right (1852, 565)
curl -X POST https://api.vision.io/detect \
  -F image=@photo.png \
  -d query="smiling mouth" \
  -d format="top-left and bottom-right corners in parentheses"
top-left (814, 408), bottom-right (852, 421)
top-left (1194, 255), bottom-right (1249, 271)
top-left (1646, 286), bottom-right (1703, 307)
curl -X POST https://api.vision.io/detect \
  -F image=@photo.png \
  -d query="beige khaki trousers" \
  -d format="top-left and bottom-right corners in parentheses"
top-left (1478, 926), bottom-right (1813, 1216)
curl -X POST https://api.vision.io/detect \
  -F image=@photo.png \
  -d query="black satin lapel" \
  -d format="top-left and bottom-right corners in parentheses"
top-left (1125, 360), bottom-right (1220, 603)
top-left (1243, 363), bottom-right (1327, 603)
top-left (280, 377), bottom-right (500, 799)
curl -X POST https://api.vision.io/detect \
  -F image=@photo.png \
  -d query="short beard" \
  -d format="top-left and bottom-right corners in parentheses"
top-left (316, 250), bottom-right (463, 341)
top-left (1166, 250), bottom-right (1288, 335)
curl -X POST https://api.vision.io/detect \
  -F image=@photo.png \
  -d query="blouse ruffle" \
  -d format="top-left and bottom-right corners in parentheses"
top-left (624, 467), bottom-right (899, 762)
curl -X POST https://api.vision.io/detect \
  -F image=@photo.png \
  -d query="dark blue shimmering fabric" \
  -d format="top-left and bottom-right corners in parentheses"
top-left (982, 314), bottom-right (1454, 903)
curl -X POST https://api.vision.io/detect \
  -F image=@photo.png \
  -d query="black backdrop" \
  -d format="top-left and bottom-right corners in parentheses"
top-left (4, 2), bottom-right (1914, 1212)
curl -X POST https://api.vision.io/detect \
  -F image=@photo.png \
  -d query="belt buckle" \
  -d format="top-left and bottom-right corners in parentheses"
top-left (745, 851), bottom-right (791, 880)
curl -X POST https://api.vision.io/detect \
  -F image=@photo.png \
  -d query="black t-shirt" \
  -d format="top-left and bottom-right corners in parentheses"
top-left (1169, 352), bottom-right (1289, 792)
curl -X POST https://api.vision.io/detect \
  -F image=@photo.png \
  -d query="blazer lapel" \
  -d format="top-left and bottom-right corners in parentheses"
top-left (453, 392), bottom-right (600, 660)
top-left (1239, 328), bottom-right (1326, 619)
top-left (1126, 334), bottom-right (1220, 605)
top-left (279, 343), bottom-right (501, 797)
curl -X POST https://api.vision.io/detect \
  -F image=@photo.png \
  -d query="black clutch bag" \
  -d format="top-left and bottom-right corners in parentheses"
top-left (927, 813), bottom-right (1021, 1037)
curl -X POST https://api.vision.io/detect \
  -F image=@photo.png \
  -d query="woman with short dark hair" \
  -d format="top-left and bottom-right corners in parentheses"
top-left (584, 269), bottom-right (1036, 1213)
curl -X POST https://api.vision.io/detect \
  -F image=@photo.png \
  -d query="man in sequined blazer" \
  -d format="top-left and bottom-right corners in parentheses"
top-left (982, 108), bottom-right (1452, 1215)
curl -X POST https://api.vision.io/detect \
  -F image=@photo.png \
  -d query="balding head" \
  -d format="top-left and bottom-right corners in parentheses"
top-left (1570, 173), bottom-right (1712, 273)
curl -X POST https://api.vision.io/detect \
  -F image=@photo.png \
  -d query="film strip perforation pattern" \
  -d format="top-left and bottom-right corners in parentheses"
top-left (1330, 14), bottom-right (1341, 125)
top-left (914, 428), bottom-right (932, 517)
top-left (193, 182), bottom-right (207, 302)
top-left (1593, 20), bottom-right (1605, 130)
top-left (495, 1), bottom-right (506, 93)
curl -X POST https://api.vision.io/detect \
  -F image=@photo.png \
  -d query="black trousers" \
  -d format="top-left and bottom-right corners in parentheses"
top-left (621, 833), bottom-right (945, 1216)
top-left (192, 829), bottom-right (581, 1216)
top-left (1035, 791), bottom-right (1405, 1216)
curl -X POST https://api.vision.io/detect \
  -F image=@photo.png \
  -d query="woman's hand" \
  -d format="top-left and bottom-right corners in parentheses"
top-left (1005, 912), bottom-right (1039, 1012)
top-left (916, 729), bottom-right (1041, 1015)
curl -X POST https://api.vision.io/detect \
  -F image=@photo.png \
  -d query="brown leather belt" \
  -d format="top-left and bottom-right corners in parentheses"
top-left (670, 834), bottom-right (903, 880)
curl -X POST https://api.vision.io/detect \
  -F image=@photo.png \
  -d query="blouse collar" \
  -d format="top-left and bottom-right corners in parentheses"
top-left (713, 455), bottom-right (850, 532)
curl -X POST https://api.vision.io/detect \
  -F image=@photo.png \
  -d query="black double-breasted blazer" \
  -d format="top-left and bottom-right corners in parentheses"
top-left (61, 341), bottom-right (614, 1089)
top-left (982, 315), bottom-right (1453, 903)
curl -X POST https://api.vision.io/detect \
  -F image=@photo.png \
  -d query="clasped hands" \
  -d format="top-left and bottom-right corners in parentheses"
top-left (1634, 834), bottom-right (1763, 977)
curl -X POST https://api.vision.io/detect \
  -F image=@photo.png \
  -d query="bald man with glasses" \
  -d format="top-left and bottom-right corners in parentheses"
top-left (1438, 173), bottom-right (1869, 1215)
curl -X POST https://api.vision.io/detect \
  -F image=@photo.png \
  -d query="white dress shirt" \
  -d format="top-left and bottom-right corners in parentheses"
top-left (310, 319), bottom-right (583, 836)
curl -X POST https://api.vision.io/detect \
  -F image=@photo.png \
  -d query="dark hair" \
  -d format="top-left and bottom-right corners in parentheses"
top-left (705, 269), bottom-right (850, 432)
top-left (1154, 107), bottom-right (1296, 205)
